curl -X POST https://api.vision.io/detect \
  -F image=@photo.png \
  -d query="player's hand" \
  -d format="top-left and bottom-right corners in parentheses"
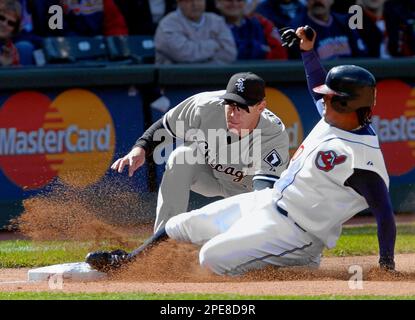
top-left (296, 25), bottom-right (316, 52)
top-left (111, 146), bottom-right (146, 177)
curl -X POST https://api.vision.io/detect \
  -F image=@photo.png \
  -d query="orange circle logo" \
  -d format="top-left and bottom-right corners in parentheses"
top-left (0, 90), bottom-right (116, 189)
top-left (372, 80), bottom-right (415, 176)
top-left (265, 87), bottom-right (304, 156)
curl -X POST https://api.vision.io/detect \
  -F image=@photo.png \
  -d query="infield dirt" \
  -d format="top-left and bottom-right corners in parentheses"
top-left (0, 253), bottom-right (414, 296)
top-left (1, 183), bottom-right (414, 297)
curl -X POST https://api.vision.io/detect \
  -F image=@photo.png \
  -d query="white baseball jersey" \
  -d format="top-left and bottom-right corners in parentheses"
top-left (273, 118), bottom-right (389, 248)
top-left (163, 90), bottom-right (290, 192)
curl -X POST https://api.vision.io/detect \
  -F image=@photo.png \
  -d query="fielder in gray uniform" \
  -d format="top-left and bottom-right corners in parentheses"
top-left (111, 72), bottom-right (290, 233)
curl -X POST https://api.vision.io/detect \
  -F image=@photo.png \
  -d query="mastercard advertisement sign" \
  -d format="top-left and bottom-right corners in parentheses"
top-left (0, 89), bottom-right (116, 190)
top-left (372, 80), bottom-right (415, 177)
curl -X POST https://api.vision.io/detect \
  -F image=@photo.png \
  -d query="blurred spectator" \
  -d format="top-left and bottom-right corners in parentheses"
top-left (17, 0), bottom-right (33, 34)
top-left (208, 0), bottom-right (259, 14)
top-left (154, 0), bottom-right (237, 64)
top-left (384, 0), bottom-right (415, 57)
top-left (114, 0), bottom-right (176, 35)
top-left (206, 0), bottom-right (220, 13)
top-left (291, 0), bottom-right (367, 60)
top-left (12, 0), bottom-right (40, 65)
top-left (59, 0), bottom-right (128, 36)
top-left (0, 0), bottom-right (20, 66)
top-left (357, 0), bottom-right (390, 58)
top-left (244, 0), bottom-right (259, 15)
top-left (255, 0), bottom-right (307, 29)
top-left (331, 0), bottom-right (356, 14)
top-left (28, 0), bottom-right (128, 37)
top-left (215, 0), bottom-right (287, 60)
top-left (253, 13), bottom-right (288, 60)
top-left (20, 1), bottom-right (57, 37)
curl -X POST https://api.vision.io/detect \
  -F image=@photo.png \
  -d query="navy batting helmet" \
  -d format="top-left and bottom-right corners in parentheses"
top-left (313, 65), bottom-right (376, 125)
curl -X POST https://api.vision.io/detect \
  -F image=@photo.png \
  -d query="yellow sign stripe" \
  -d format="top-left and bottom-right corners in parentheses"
top-left (406, 99), bottom-right (415, 107)
top-left (43, 124), bottom-right (66, 129)
top-left (409, 141), bottom-right (415, 147)
top-left (404, 110), bottom-right (415, 116)
top-left (46, 154), bottom-right (64, 160)
top-left (44, 113), bottom-right (61, 119)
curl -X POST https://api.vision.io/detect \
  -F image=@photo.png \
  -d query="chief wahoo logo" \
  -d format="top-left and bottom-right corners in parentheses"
top-left (315, 150), bottom-right (347, 172)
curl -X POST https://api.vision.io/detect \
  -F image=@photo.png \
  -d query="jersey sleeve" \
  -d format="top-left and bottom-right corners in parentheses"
top-left (344, 169), bottom-right (396, 262)
top-left (302, 50), bottom-right (327, 116)
top-left (163, 94), bottom-right (202, 140)
top-left (349, 143), bottom-right (390, 188)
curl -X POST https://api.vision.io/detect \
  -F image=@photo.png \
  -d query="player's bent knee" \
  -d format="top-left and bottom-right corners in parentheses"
top-left (165, 146), bottom-right (196, 168)
top-left (166, 211), bottom-right (221, 245)
top-left (199, 244), bottom-right (227, 275)
top-left (199, 239), bottom-right (242, 275)
top-left (165, 214), bottom-right (191, 243)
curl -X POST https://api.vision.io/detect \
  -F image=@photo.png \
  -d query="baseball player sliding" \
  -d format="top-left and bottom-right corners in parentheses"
top-left (86, 26), bottom-right (396, 274)
top-left (111, 72), bottom-right (290, 233)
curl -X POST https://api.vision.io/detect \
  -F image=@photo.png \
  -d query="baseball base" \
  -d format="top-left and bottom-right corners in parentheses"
top-left (28, 262), bottom-right (108, 282)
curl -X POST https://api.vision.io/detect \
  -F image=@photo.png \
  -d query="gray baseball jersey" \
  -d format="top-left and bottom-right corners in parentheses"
top-left (162, 90), bottom-right (290, 193)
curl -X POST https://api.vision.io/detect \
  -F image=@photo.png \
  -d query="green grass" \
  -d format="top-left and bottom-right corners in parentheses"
top-left (0, 224), bottom-right (414, 268)
top-left (324, 223), bottom-right (415, 257)
top-left (0, 292), bottom-right (414, 300)
top-left (0, 240), bottom-right (141, 268)
top-left (0, 241), bottom-right (90, 268)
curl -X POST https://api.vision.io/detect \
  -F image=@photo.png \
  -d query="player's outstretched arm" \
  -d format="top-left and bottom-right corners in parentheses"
top-left (345, 169), bottom-right (397, 270)
top-left (281, 26), bottom-right (326, 116)
top-left (299, 28), bottom-right (326, 103)
top-left (111, 118), bottom-right (167, 177)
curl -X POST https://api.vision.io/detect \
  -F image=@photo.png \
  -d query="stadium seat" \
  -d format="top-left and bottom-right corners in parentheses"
top-left (39, 35), bottom-right (155, 66)
top-left (106, 35), bottom-right (155, 64)
top-left (42, 36), bottom-right (108, 64)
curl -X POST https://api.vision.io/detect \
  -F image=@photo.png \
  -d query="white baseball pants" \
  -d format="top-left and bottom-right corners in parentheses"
top-left (165, 188), bottom-right (324, 275)
top-left (155, 145), bottom-right (245, 233)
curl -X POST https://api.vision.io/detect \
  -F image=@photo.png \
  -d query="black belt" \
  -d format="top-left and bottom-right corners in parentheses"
top-left (277, 206), bottom-right (307, 233)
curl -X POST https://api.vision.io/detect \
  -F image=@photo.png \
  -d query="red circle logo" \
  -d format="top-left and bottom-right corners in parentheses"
top-left (373, 80), bottom-right (415, 176)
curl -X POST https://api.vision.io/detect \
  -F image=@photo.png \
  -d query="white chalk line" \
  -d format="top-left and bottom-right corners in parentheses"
top-left (0, 280), bottom-right (32, 285)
